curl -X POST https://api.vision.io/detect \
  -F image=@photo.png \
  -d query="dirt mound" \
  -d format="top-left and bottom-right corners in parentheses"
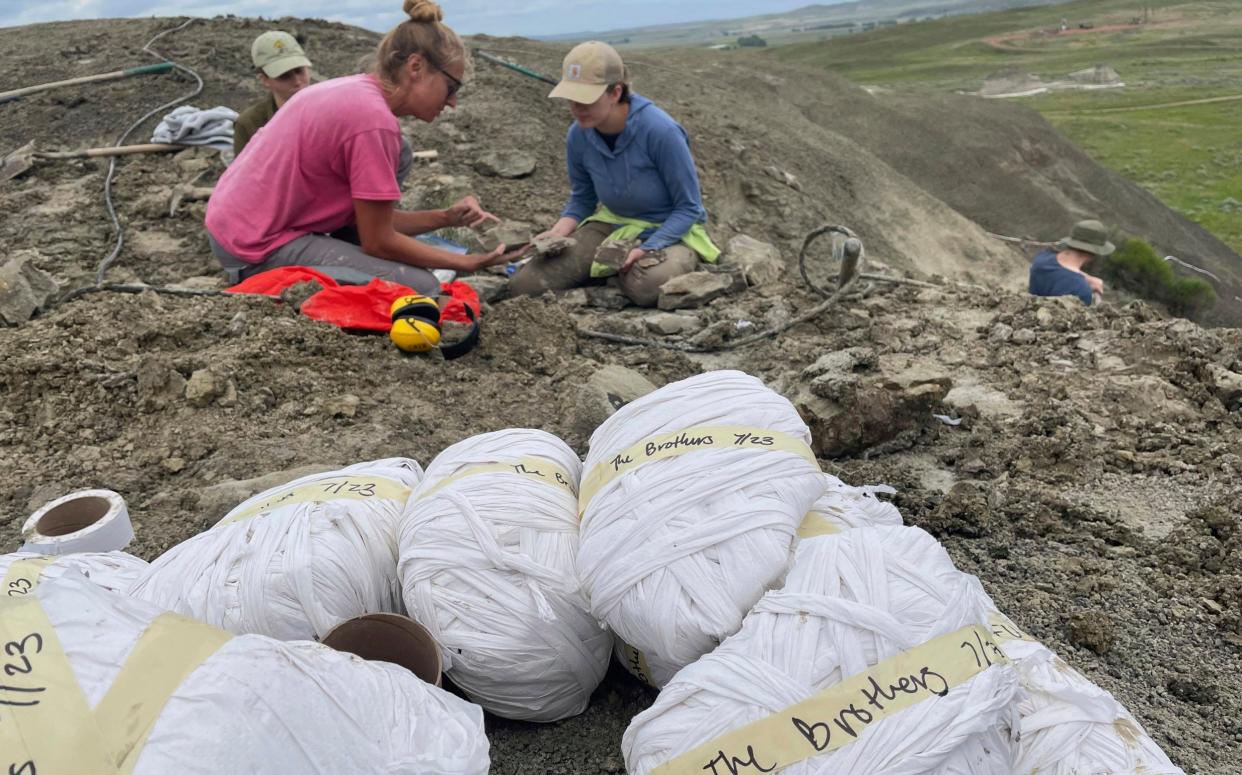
top-left (981, 68), bottom-right (1048, 98)
top-left (770, 61), bottom-right (1242, 326)
top-left (1, 15), bottom-right (1241, 773)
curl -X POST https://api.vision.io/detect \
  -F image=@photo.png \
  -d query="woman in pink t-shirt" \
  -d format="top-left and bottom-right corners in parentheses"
top-left (205, 0), bottom-right (519, 295)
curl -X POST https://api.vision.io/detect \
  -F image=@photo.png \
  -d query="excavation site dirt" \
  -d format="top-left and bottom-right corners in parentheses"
top-left (1, 16), bottom-right (1240, 774)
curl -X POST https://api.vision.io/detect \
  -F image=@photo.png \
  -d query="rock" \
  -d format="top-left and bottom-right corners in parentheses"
top-left (1012, 328), bottom-right (1037, 345)
top-left (944, 380), bottom-right (1024, 420)
top-left (461, 274), bottom-right (508, 303)
top-left (474, 220), bottom-right (533, 252)
top-left (528, 233), bottom-right (575, 256)
top-left (197, 464), bottom-right (340, 522)
top-left (162, 457), bottom-right (186, 473)
top-left (793, 351), bottom-right (952, 457)
top-left (168, 275), bottom-right (223, 292)
top-left (1066, 611), bottom-right (1114, 655)
top-left (404, 174), bottom-right (472, 210)
top-left (1204, 363), bottom-right (1242, 408)
top-left (643, 312), bottom-right (705, 336)
top-left (137, 358), bottom-right (187, 409)
top-left (585, 285), bottom-right (630, 310)
top-left (325, 394), bottom-right (360, 418)
top-left (989, 323), bottom-right (1014, 343)
top-left (721, 234), bottom-right (785, 286)
top-left (1035, 307), bottom-right (1056, 328)
top-left (280, 280), bottom-right (323, 311)
top-left (571, 365), bottom-right (658, 440)
top-left (0, 253), bottom-right (58, 326)
top-left (657, 271), bottom-right (736, 311)
top-left (1166, 676), bottom-right (1219, 705)
top-left (185, 368), bottom-right (235, 408)
top-left (473, 149), bottom-right (537, 179)
top-left (558, 288), bottom-right (588, 308)
top-left (226, 311), bottom-right (249, 337)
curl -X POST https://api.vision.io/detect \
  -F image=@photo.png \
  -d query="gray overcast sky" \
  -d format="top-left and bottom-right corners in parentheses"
top-left (1, 1), bottom-right (841, 37)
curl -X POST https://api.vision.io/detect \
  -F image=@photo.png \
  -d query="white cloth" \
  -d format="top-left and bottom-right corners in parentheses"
top-left (13, 574), bottom-right (489, 774)
top-left (578, 370), bottom-right (825, 687)
top-left (624, 527), bottom-right (1019, 775)
top-left (0, 550), bottom-right (147, 594)
top-left (978, 596), bottom-right (1184, 774)
top-left (399, 429), bottom-right (611, 722)
top-left (130, 458), bottom-right (421, 640)
top-left (151, 105), bottom-right (238, 151)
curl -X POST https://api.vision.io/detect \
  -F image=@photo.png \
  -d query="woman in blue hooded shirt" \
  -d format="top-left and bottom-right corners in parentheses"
top-left (508, 41), bottom-right (719, 307)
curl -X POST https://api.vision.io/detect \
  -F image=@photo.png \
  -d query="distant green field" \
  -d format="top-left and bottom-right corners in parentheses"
top-left (771, 0), bottom-right (1242, 252)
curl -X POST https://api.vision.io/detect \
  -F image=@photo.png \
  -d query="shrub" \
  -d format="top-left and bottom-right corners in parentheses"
top-left (737, 34), bottom-right (768, 47)
top-left (1099, 237), bottom-right (1217, 319)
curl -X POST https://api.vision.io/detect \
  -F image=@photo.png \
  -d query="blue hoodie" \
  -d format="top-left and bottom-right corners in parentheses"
top-left (561, 93), bottom-right (707, 252)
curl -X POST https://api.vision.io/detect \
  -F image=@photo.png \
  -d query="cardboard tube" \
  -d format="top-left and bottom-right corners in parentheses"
top-left (322, 613), bottom-right (443, 687)
top-left (21, 489), bottom-right (133, 555)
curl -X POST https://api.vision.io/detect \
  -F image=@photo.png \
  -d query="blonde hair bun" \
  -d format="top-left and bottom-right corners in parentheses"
top-left (403, 0), bottom-right (444, 23)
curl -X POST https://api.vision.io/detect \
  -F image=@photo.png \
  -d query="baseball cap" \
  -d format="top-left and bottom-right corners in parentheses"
top-left (1060, 219), bottom-right (1115, 257)
top-left (252, 31), bottom-right (312, 78)
top-left (548, 41), bottom-right (628, 103)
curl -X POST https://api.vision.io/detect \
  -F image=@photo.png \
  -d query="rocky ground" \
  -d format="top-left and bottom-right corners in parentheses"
top-left (1, 15), bottom-right (1241, 775)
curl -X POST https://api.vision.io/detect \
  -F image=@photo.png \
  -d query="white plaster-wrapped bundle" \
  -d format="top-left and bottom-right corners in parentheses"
top-left (797, 474), bottom-right (903, 541)
top-left (0, 550), bottom-right (148, 595)
top-left (980, 599), bottom-right (1185, 774)
top-left (1, 573), bottom-right (488, 774)
top-left (130, 458), bottom-right (421, 640)
top-left (578, 370), bottom-right (825, 687)
top-left (399, 429), bottom-right (611, 721)
top-left (624, 526), bottom-right (1019, 775)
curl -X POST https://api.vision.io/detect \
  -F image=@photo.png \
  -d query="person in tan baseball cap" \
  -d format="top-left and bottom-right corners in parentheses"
top-left (233, 31), bottom-right (313, 155)
top-left (510, 41), bottom-right (720, 307)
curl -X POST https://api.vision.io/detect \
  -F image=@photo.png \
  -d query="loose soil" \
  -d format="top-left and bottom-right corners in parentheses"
top-left (1, 16), bottom-right (1240, 774)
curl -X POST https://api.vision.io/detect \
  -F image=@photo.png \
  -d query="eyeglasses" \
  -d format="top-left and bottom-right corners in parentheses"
top-left (437, 67), bottom-right (462, 101)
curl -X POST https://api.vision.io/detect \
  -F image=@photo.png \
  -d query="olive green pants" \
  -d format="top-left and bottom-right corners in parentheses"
top-left (508, 220), bottom-right (699, 307)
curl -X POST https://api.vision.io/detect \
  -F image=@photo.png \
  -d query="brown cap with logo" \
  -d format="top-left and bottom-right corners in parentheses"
top-left (548, 41), bottom-right (628, 103)
top-left (252, 31), bottom-right (312, 78)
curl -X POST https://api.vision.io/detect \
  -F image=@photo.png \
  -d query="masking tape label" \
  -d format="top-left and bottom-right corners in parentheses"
top-left (95, 613), bottom-right (233, 773)
top-left (0, 596), bottom-right (112, 774)
top-left (3, 557), bottom-right (55, 599)
top-left (420, 457), bottom-right (578, 500)
top-left (579, 425), bottom-right (817, 515)
top-left (618, 640), bottom-right (657, 689)
top-left (217, 474), bottom-right (412, 526)
top-left (650, 624), bottom-right (1009, 775)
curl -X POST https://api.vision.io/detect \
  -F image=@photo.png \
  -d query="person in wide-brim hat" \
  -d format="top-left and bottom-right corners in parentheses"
top-left (508, 41), bottom-right (721, 308)
top-left (1029, 218), bottom-right (1112, 306)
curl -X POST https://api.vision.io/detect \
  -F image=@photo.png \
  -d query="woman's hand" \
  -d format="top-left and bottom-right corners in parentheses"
top-left (620, 247), bottom-right (647, 273)
top-left (444, 196), bottom-right (500, 229)
top-left (463, 243), bottom-right (527, 272)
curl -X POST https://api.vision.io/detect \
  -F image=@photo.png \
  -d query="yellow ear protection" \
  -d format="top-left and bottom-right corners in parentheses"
top-left (389, 295), bottom-right (480, 360)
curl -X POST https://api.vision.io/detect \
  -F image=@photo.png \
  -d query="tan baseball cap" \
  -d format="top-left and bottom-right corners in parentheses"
top-left (548, 41), bottom-right (628, 103)
top-left (252, 31), bottom-right (312, 78)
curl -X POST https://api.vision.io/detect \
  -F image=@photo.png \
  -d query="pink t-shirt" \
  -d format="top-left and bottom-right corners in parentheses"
top-left (206, 74), bottom-right (402, 261)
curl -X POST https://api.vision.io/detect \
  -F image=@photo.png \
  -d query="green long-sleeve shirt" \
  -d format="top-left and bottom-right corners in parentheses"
top-left (233, 94), bottom-right (278, 156)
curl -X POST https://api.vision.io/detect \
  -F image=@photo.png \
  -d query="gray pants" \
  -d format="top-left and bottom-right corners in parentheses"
top-left (508, 220), bottom-right (699, 307)
top-left (207, 136), bottom-right (434, 294)
top-left (209, 233), bottom-right (439, 296)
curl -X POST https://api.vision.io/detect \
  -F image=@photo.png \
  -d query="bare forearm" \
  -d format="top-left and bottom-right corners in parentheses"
top-left (551, 216), bottom-right (579, 238)
top-left (392, 209), bottom-right (451, 236)
top-left (365, 232), bottom-right (477, 271)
